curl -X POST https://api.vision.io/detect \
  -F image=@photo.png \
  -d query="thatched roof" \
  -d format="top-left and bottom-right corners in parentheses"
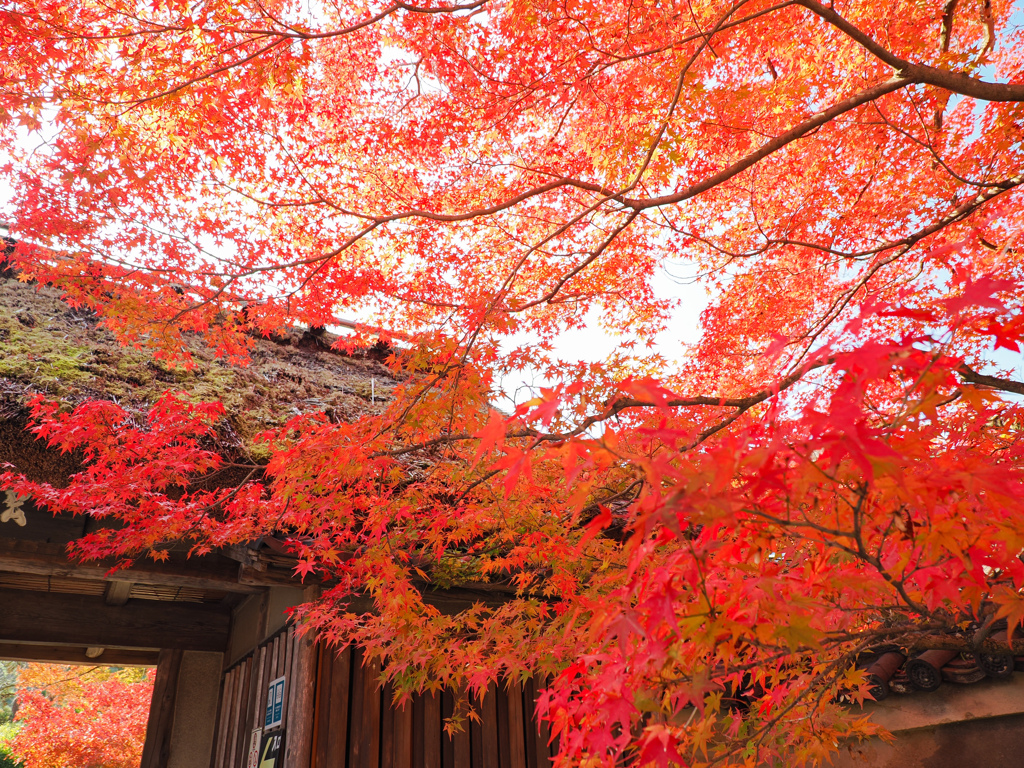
top-left (0, 271), bottom-right (399, 480)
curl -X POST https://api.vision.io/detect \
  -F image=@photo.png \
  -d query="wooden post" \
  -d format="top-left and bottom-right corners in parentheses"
top-left (230, 658), bottom-right (252, 768)
top-left (282, 629), bottom-right (294, 725)
top-left (422, 691), bottom-right (441, 768)
top-left (140, 648), bottom-right (183, 768)
top-left (317, 644), bottom-right (351, 766)
top-left (356, 655), bottom-right (383, 768)
top-left (211, 666), bottom-right (236, 768)
top-left (285, 630), bottom-right (318, 768)
top-left (394, 694), bottom-right (413, 768)
top-left (507, 681), bottom-right (527, 768)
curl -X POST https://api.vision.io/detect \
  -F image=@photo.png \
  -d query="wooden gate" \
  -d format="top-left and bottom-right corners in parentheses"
top-left (212, 636), bottom-right (555, 768)
top-left (311, 644), bottom-right (555, 768)
top-left (211, 626), bottom-right (317, 768)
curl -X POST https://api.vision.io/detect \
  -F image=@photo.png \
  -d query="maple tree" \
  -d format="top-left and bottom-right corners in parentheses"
top-left (6, 664), bottom-right (152, 768)
top-left (2, 0), bottom-right (1024, 763)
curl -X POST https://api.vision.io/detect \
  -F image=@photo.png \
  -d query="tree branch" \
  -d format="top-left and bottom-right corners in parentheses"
top-left (798, 0), bottom-right (1024, 102)
top-left (958, 364), bottom-right (1024, 396)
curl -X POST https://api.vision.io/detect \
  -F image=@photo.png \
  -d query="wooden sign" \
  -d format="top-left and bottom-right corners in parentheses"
top-left (257, 730), bottom-right (284, 768)
top-left (0, 491), bottom-right (27, 527)
top-left (0, 493), bottom-right (88, 543)
top-left (246, 728), bottom-right (262, 768)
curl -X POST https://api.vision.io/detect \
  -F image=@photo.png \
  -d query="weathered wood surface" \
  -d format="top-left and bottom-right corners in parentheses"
top-left (315, 642), bottom-right (351, 767)
top-left (209, 627), bottom-right (318, 768)
top-left (421, 690), bottom-right (442, 768)
top-left (285, 627), bottom-right (318, 768)
top-left (506, 681), bottom-right (527, 768)
top-left (140, 648), bottom-right (183, 768)
top-left (0, 536), bottom-right (265, 592)
top-left (211, 665), bottom-right (235, 768)
top-left (211, 639), bottom-right (557, 768)
top-left (232, 659), bottom-right (251, 768)
top-left (524, 676), bottom-right (553, 768)
top-left (304, 647), bottom-right (554, 768)
top-left (353, 654), bottom-right (383, 768)
top-left (0, 499), bottom-right (87, 544)
top-left (0, 641), bottom-right (158, 666)
top-left (0, 588), bottom-right (230, 650)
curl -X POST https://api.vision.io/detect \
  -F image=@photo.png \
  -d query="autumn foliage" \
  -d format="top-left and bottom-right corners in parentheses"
top-left (2, 0), bottom-right (1024, 763)
top-left (8, 665), bottom-right (152, 768)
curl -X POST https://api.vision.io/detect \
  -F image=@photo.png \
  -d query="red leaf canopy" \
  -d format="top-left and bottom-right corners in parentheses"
top-left (2, 0), bottom-right (1024, 763)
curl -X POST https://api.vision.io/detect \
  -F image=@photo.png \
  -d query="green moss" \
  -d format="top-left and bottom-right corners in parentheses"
top-left (349, 381), bottom-right (376, 401)
top-left (0, 320), bottom-right (94, 387)
top-left (0, 277), bottom-right (399, 455)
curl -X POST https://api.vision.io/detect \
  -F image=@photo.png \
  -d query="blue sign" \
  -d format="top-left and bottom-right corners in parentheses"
top-left (264, 676), bottom-right (285, 729)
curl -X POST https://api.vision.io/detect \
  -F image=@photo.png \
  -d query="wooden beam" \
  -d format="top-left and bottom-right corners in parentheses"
top-left (0, 588), bottom-right (230, 651)
top-left (105, 580), bottom-right (133, 606)
top-left (0, 641), bottom-right (159, 666)
top-left (140, 648), bottom-right (183, 768)
top-left (0, 538), bottom-right (266, 593)
top-left (238, 563), bottom-right (308, 588)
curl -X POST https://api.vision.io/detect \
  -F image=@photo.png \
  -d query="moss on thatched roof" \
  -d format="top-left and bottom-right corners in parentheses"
top-left (0, 274), bottom-right (398, 459)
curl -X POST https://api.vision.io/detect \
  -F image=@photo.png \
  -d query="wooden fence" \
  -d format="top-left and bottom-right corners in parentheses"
top-left (311, 644), bottom-right (555, 768)
top-left (211, 635), bottom-right (555, 768)
top-left (211, 625), bottom-right (316, 768)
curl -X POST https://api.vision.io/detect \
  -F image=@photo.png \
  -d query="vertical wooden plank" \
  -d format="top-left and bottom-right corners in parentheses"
top-left (325, 645), bottom-right (352, 764)
top-left (542, 676), bottom-right (556, 762)
top-left (395, 695), bottom-right (413, 768)
top-left (236, 656), bottom-right (256, 766)
top-left (381, 682), bottom-right (397, 768)
top-left (239, 651), bottom-right (263, 765)
top-left (349, 649), bottom-right (367, 768)
top-left (522, 678), bottom-right (545, 768)
top-left (441, 691), bottom-right (453, 768)
top-left (256, 647), bottom-right (272, 737)
top-left (211, 669), bottom-right (231, 768)
top-left (272, 633), bottom-right (285, 732)
top-left (495, 684), bottom-right (511, 768)
top-left (256, 591), bottom-right (270, 645)
top-left (440, 692), bottom-right (471, 768)
top-left (267, 635), bottom-right (281, 730)
top-left (533, 676), bottom-right (553, 764)
top-left (422, 691), bottom-right (442, 768)
top-left (271, 633), bottom-right (280, 673)
top-left (282, 628), bottom-right (295, 728)
top-left (230, 667), bottom-right (245, 763)
top-left (453, 699), bottom-right (470, 768)
top-left (140, 648), bottom-right (183, 768)
top-left (469, 691), bottom-right (483, 768)
top-left (350, 648), bottom-right (383, 768)
top-left (313, 644), bottom-right (332, 768)
top-left (285, 630), bottom-right (319, 768)
top-left (212, 669), bottom-right (235, 768)
top-left (364, 656), bottom-right (383, 768)
top-left (412, 693), bottom-right (424, 768)
top-left (480, 684), bottom-right (500, 768)
top-left (230, 666), bottom-right (246, 766)
top-left (506, 682), bottom-right (526, 768)
top-left (227, 659), bottom-right (250, 768)
top-left (224, 665), bottom-right (241, 768)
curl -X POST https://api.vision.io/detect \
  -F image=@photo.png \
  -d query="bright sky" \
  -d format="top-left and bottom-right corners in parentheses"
top-left (0, 163), bottom-right (712, 406)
